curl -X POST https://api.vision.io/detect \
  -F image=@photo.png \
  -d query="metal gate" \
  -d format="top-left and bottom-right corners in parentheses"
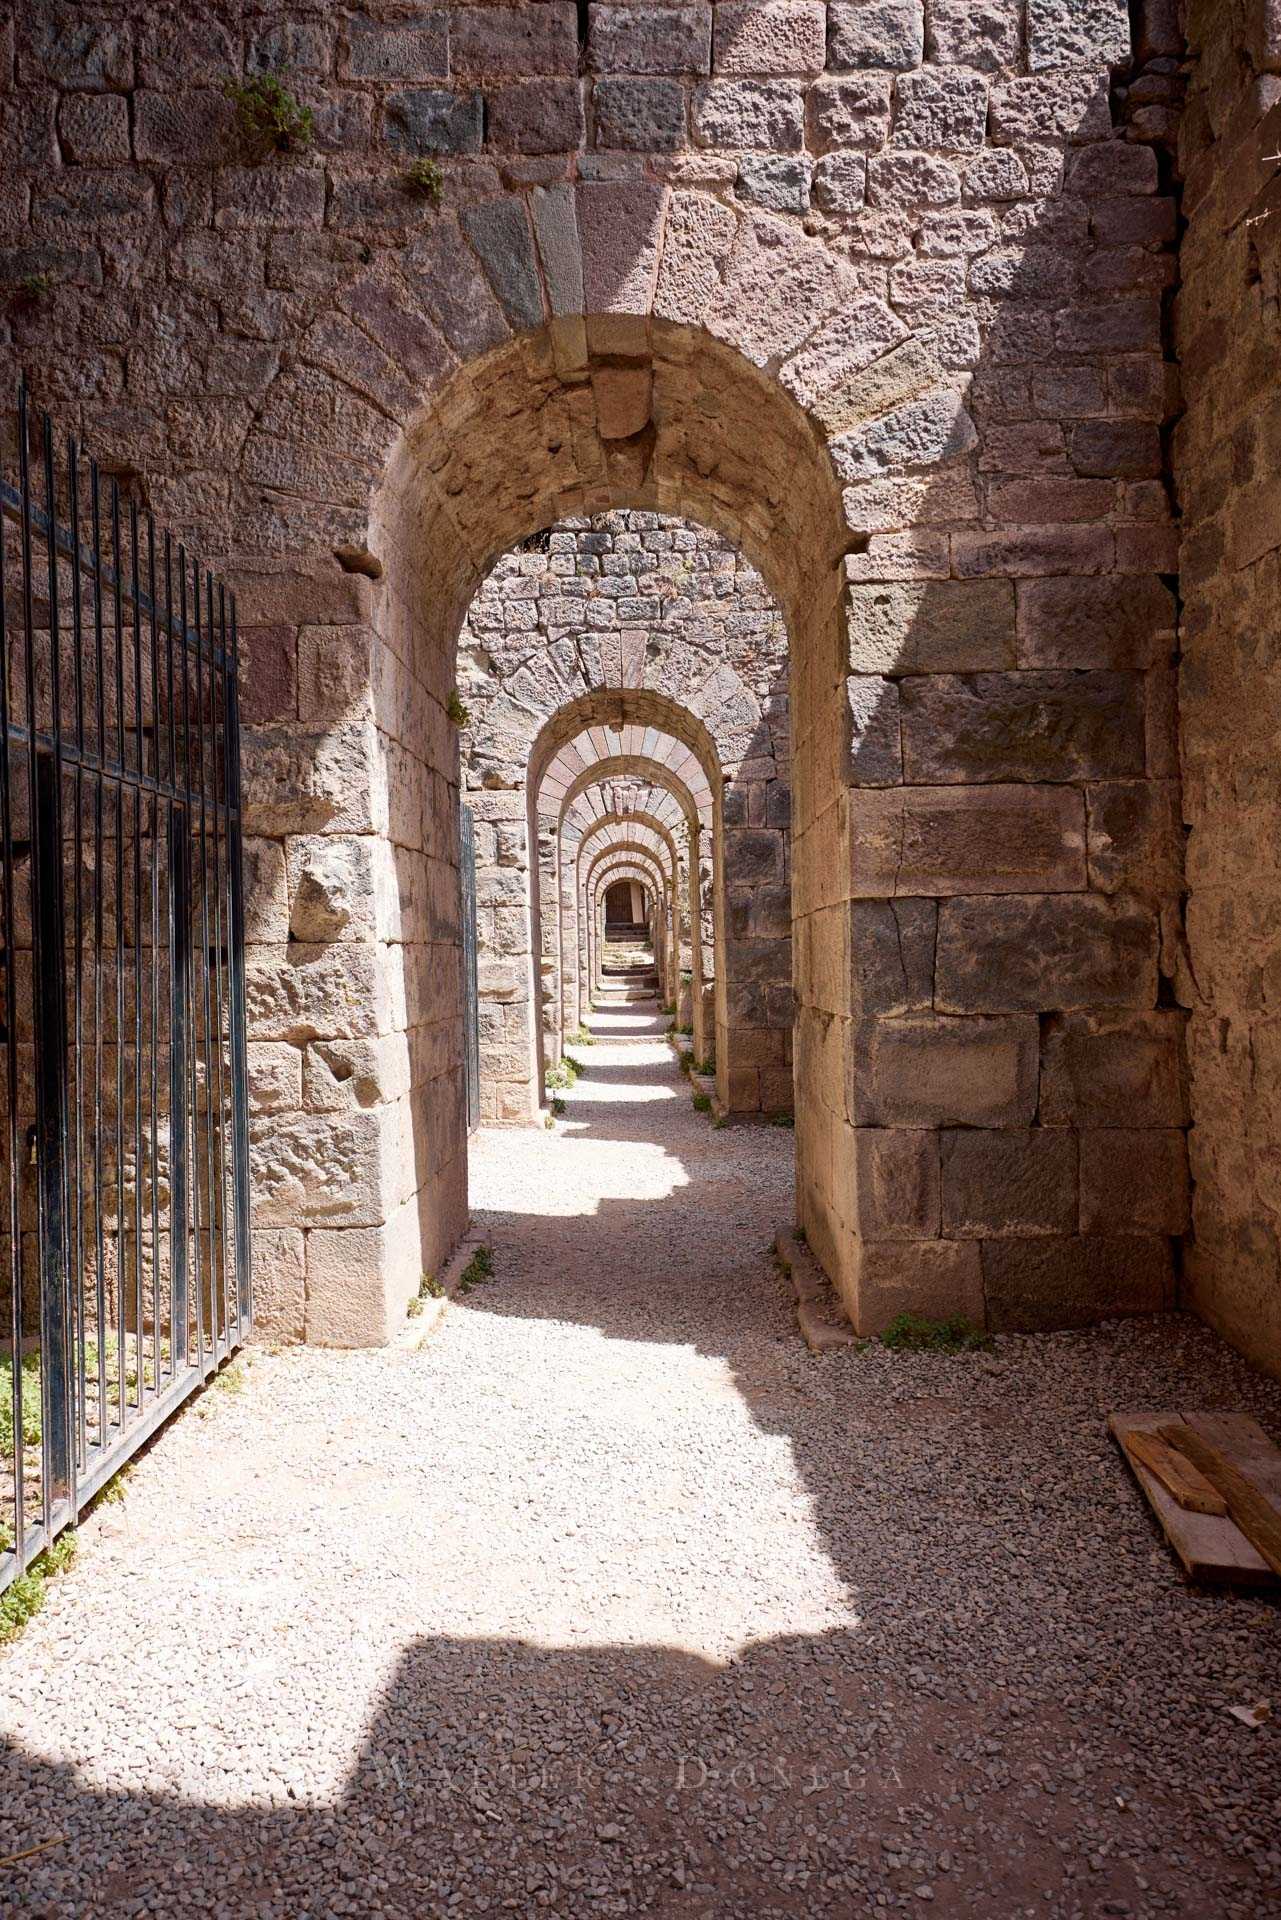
top-left (460, 804), bottom-right (480, 1133)
top-left (0, 385), bottom-right (251, 1593)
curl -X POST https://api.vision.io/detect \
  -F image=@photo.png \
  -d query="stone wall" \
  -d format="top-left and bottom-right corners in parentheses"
top-left (1175, 0), bottom-right (1281, 1374)
top-left (0, 0), bottom-right (1201, 1346)
top-left (457, 510), bottom-right (791, 1120)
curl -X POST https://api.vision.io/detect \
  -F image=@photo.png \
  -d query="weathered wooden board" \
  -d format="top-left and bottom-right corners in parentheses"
top-left (1161, 1417), bottom-right (1281, 1579)
top-left (1108, 1412), bottom-right (1277, 1588)
top-left (1122, 1427), bottom-right (1226, 1514)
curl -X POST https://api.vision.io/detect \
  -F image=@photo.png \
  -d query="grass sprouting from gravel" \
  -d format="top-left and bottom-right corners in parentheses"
top-left (0, 1530), bottom-right (76, 1644)
top-left (457, 1246), bottom-right (495, 1295)
top-left (878, 1311), bottom-right (992, 1354)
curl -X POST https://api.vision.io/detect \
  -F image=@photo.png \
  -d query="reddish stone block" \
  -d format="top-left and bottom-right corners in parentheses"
top-left (239, 625), bottom-right (298, 726)
top-left (854, 1128), bottom-right (940, 1239)
top-left (850, 784), bottom-right (1087, 898)
top-left (899, 671), bottom-right (1144, 784)
top-left (712, 2), bottom-right (827, 76)
top-left (850, 1013), bottom-right (1040, 1128)
top-left (1079, 1129), bottom-right (1190, 1233)
top-left (982, 1234), bottom-right (1173, 1332)
top-left (1016, 574), bottom-right (1174, 670)
top-left (934, 894), bottom-right (1159, 1015)
top-left (942, 1128), bottom-right (1078, 1237)
top-left (452, 5), bottom-right (577, 74)
top-left (1040, 1010), bottom-right (1188, 1129)
top-left (486, 80), bottom-right (586, 155)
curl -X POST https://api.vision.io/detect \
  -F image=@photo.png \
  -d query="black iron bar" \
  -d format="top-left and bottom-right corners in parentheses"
top-left (205, 573), bottom-right (230, 1355)
top-left (67, 440), bottom-right (86, 1474)
top-left (129, 507), bottom-right (145, 1415)
top-left (0, 416), bottom-right (24, 1570)
top-left (178, 550), bottom-right (203, 1379)
top-left (90, 463), bottom-right (107, 1447)
top-left (191, 558), bottom-right (217, 1374)
top-left (225, 595), bottom-right (251, 1334)
top-left (110, 483), bottom-right (125, 1434)
top-left (146, 519), bottom-right (161, 1402)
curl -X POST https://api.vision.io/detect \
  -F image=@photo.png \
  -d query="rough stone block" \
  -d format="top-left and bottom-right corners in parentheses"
top-left (385, 88), bottom-right (483, 155)
top-left (286, 836), bottom-right (378, 942)
top-left (851, 1013), bottom-right (1040, 1127)
top-left (461, 198), bottom-right (544, 330)
top-left (892, 71), bottom-right (988, 152)
top-left (712, 2), bottom-right (827, 75)
top-left (828, 0), bottom-right (924, 69)
top-left (988, 73), bottom-right (1112, 144)
top-left (486, 80), bottom-right (585, 154)
top-left (736, 153), bottom-right (812, 211)
top-left (249, 1229), bottom-right (306, 1344)
top-left (1016, 575), bottom-right (1174, 669)
top-left (808, 76), bottom-right (893, 151)
top-left (452, 4), bottom-right (577, 73)
top-left (245, 940), bottom-right (390, 1043)
top-left (854, 1128), bottom-right (941, 1239)
top-left (57, 92), bottom-right (130, 164)
top-left (1040, 1010), bottom-right (1187, 1128)
top-left (1078, 1129), bottom-right (1190, 1234)
top-left (849, 900), bottom-right (938, 1015)
top-left (830, 387), bottom-right (976, 480)
top-left (134, 89), bottom-right (235, 164)
top-left (692, 79), bottom-right (805, 149)
top-left (934, 894), bottom-right (1159, 1014)
top-left (845, 675), bottom-right (903, 786)
top-left (867, 151), bottom-right (961, 207)
top-left (1070, 419), bottom-right (1162, 478)
top-left (851, 1239), bottom-right (985, 1335)
top-left (588, 4), bottom-right (713, 74)
top-left (847, 579), bottom-right (1015, 675)
top-left (305, 1211), bottom-right (422, 1347)
top-left (594, 76), bottom-right (687, 149)
top-left (1026, 0), bottom-right (1132, 71)
top-left (812, 153), bottom-right (867, 214)
top-left (247, 1041), bottom-right (304, 1115)
top-left (899, 671), bottom-right (1145, 784)
top-left (1085, 779), bottom-right (1182, 897)
top-left (578, 180), bottom-right (666, 327)
top-left (251, 1110), bottom-right (388, 1230)
top-left (925, 0), bottom-right (1021, 69)
top-left (850, 784), bottom-right (1087, 897)
top-left (344, 13), bottom-right (447, 78)
top-left (982, 1235), bottom-right (1173, 1332)
top-left (941, 1129), bottom-right (1078, 1238)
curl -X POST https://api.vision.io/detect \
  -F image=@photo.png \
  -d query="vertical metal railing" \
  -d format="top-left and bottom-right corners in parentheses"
top-left (0, 384), bottom-right (252, 1590)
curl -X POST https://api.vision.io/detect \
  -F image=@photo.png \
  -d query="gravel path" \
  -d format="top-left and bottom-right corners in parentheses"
top-left (2, 995), bottom-right (1281, 1917)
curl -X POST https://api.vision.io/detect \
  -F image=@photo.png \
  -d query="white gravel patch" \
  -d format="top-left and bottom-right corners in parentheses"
top-left (1, 1001), bottom-right (1280, 1917)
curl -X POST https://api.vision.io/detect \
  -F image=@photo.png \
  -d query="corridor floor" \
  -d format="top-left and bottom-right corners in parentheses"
top-left (2, 996), bottom-right (1281, 1917)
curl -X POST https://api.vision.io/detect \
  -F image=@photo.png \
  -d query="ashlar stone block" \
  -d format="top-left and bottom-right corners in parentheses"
top-left (934, 894), bottom-right (1159, 1015)
top-left (850, 1013), bottom-right (1041, 1127)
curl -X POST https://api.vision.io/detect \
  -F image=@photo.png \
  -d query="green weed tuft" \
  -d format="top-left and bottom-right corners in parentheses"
top-left (878, 1312), bottom-right (991, 1354)
top-left (403, 157), bottom-right (444, 204)
top-left (0, 1531), bottom-right (77, 1644)
top-left (457, 1245), bottom-right (495, 1295)
top-left (224, 74), bottom-right (314, 155)
top-left (447, 688), bottom-right (470, 726)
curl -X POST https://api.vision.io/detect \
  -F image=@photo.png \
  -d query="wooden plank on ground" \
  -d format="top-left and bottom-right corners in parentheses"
top-left (1108, 1412), bottom-right (1277, 1588)
top-left (1160, 1419), bottom-right (1281, 1579)
top-left (1182, 1410), bottom-right (1281, 1510)
top-left (1121, 1427), bottom-right (1226, 1514)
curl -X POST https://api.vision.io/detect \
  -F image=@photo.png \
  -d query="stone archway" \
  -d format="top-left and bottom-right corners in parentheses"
top-left (235, 163), bottom-right (1184, 1343)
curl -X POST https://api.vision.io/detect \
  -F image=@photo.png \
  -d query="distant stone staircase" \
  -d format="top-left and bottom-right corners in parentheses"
top-left (601, 924), bottom-right (658, 999)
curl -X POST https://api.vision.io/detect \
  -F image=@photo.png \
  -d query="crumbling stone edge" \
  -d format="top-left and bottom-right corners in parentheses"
top-left (774, 1229), bottom-right (861, 1356)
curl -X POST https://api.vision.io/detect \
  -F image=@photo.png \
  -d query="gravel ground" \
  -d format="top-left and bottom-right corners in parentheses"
top-left (2, 994), bottom-right (1281, 1917)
